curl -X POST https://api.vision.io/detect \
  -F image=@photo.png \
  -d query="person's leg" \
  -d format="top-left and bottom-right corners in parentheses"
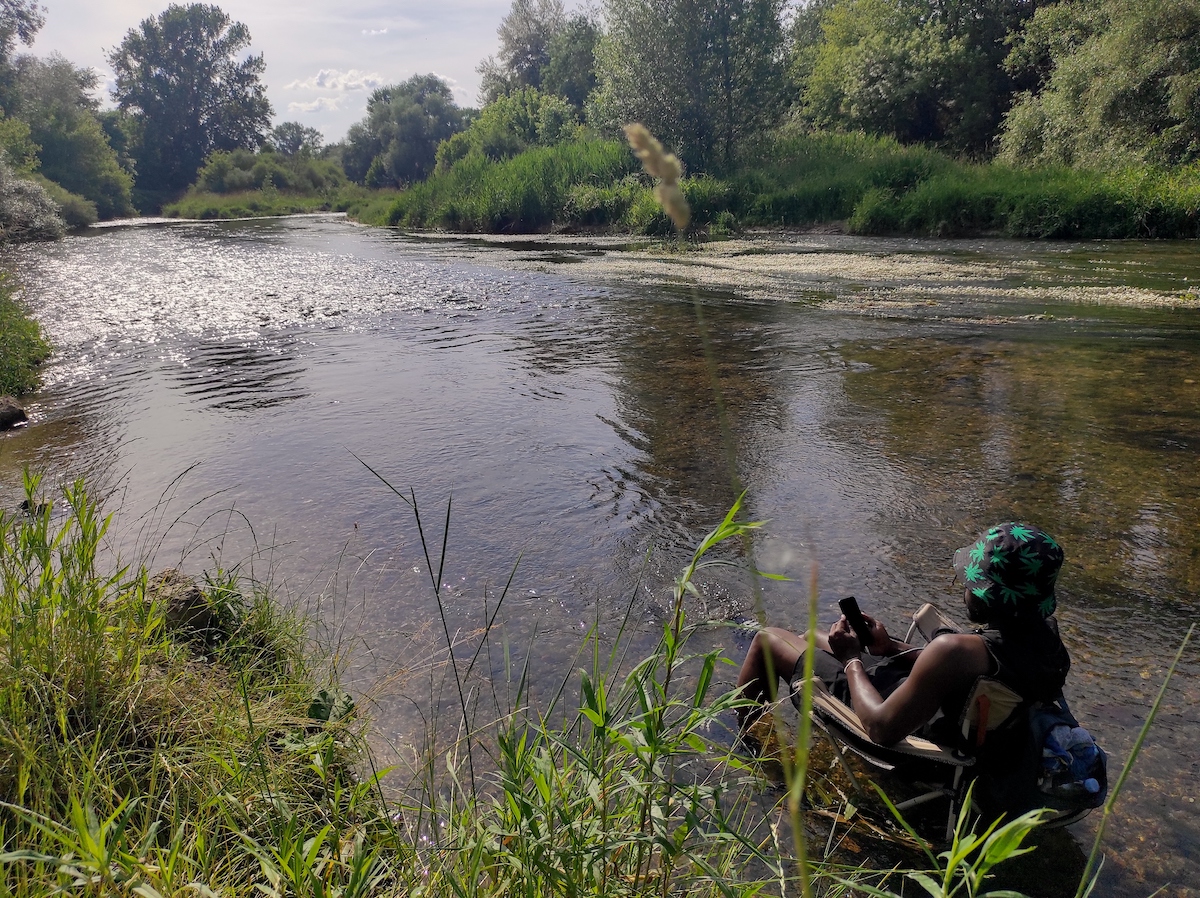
top-left (736, 627), bottom-right (830, 727)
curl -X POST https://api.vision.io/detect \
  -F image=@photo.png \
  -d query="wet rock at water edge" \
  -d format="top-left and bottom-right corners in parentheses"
top-left (0, 396), bottom-right (27, 430)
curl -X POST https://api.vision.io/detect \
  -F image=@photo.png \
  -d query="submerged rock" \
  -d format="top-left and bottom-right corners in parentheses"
top-left (0, 396), bottom-right (27, 430)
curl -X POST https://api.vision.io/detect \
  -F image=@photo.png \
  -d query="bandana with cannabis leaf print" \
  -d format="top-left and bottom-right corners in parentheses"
top-left (952, 522), bottom-right (1064, 619)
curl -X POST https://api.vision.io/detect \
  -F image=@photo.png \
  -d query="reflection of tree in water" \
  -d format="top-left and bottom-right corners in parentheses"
top-left (171, 336), bottom-right (309, 412)
top-left (597, 291), bottom-right (791, 551)
top-left (839, 335), bottom-right (1200, 608)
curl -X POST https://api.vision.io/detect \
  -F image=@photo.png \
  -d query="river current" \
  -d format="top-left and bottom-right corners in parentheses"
top-left (2, 216), bottom-right (1198, 897)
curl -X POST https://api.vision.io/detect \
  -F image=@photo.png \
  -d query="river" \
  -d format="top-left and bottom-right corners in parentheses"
top-left (2, 215), bottom-right (1197, 897)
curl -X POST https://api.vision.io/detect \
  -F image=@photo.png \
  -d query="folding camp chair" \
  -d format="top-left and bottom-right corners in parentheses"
top-left (793, 603), bottom-right (1026, 841)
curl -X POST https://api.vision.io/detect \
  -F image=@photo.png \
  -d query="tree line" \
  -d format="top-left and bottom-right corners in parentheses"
top-left (2, 0), bottom-right (1198, 234)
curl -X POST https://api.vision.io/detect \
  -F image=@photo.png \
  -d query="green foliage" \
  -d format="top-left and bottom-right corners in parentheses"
top-left (108, 3), bottom-right (272, 196)
top-left (434, 87), bottom-right (579, 172)
top-left (0, 475), bottom-right (405, 897)
top-left (192, 146), bottom-right (345, 195)
top-left (0, 0), bottom-right (42, 112)
top-left (477, 0), bottom-right (567, 104)
top-left (0, 112), bottom-right (36, 171)
top-left (270, 120), bottom-right (324, 157)
top-left (591, 0), bottom-right (788, 171)
top-left (0, 273), bottom-right (49, 395)
top-left (0, 155), bottom-right (64, 242)
top-left (342, 74), bottom-right (465, 187)
top-left (846, 163), bottom-right (1200, 238)
top-left (999, 0), bottom-right (1200, 168)
top-left (541, 13), bottom-right (599, 108)
top-left (30, 174), bottom-right (97, 229)
top-left (388, 138), bottom-right (639, 231)
top-left (13, 54), bottom-right (134, 219)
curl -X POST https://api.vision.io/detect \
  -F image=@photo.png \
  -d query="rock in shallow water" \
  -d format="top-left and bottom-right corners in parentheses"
top-left (0, 396), bottom-right (27, 430)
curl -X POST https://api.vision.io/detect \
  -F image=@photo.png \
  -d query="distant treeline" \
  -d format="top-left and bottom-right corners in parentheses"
top-left (3, 0), bottom-right (1199, 239)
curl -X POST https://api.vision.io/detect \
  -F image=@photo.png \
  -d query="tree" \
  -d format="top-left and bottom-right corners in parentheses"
top-left (477, 0), bottom-right (566, 103)
top-left (108, 4), bottom-right (272, 197)
top-left (798, 0), bottom-right (1046, 155)
top-left (342, 74), bottom-right (464, 186)
top-left (0, 0), bottom-right (42, 112)
top-left (435, 87), bottom-right (578, 171)
top-left (999, 0), bottom-right (1200, 167)
top-left (270, 121), bottom-right (323, 157)
top-left (590, 0), bottom-right (787, 171)
top-left (541, 14), bottom-right (599, 108)
top-left (13, 54), bottom-right (134, 218)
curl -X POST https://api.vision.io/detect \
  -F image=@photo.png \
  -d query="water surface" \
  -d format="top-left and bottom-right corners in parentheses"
top-left (2, 217), bottom-right (1197, 897)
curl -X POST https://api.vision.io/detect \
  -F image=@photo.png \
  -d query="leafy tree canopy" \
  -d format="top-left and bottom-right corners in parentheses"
top-left (342, 74), bottom-right (465, 187)
top-left (435, 87), bottom-right (578, 172)
top-left (590, 0), bottom-right (787, 171)
top-left (798, 0), bottom-right (1043, 154)
top-left (270, 121), bottom-right (324, 157)
top-left (1000, 0), bottom-right (1200, 167)
top-left (0, 0), bottom-right (43, 111)
top-left (108, 3), bottom-right (272, 198)
top-left (478, 0), bottom-right (566, 104)
top-left (541, 14), bottom-right (599, 109)
top-left (14, 54), bottom-right (133, 218)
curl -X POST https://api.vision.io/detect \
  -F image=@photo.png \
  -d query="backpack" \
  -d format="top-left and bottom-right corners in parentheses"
top-left (974, 694), bottom-right (1108, 818)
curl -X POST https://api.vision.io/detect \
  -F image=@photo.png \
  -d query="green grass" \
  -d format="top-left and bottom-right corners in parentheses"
top-left (0, 274), bottom-right (50, 396)
top-left (163, 189), bottom-right (343, 220)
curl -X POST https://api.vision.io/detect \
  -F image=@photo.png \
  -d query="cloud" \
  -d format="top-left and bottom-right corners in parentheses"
top-left (431, 71), bottom-right (470, 100)
top-left (288, 96), bottom-right (343, 114)
top-left (285, 69), bottom-right (384, 92)
top-left (362, 27), bottom-right (388, 36)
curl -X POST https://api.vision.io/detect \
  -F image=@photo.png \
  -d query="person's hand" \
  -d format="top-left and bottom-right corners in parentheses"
top-left (861, 613), bottom-right (893, 656)
top-left (828, 617), bottom-right (862, 663)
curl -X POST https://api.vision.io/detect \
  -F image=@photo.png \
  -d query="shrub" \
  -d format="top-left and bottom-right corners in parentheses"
top-left (0, 158), bottom-right (65, 242)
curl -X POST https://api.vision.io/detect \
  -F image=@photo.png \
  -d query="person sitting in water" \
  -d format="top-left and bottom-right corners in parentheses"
top-left (736, 522), bottom-right (1072, 747)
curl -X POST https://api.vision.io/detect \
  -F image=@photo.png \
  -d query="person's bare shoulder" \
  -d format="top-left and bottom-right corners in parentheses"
top-left (909, 632), bottom-right (991, 685)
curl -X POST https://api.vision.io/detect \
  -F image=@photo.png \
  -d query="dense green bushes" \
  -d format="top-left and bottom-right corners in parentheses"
top-left (386, 138), bottom-right (638, 231)
top-left (0, 273), bottom-right (50, 396)
top-left (193, 147), bottom-right (346, 195)
top-left (367, 129), bottom-right (1200, 238)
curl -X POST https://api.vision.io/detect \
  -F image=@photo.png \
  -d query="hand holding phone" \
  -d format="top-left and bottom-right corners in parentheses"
top-left (838, 596), bottom-right (874, 648)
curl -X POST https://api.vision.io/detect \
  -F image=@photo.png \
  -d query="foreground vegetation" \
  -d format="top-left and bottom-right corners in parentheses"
top-left (1, 478), bottom-right (1188, 896)
top-left (0, 274), bottom-right (49, 396)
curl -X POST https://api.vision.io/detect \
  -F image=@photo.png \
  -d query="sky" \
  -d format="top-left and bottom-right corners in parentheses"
top-left (27, 1), bottom-right (575, 143)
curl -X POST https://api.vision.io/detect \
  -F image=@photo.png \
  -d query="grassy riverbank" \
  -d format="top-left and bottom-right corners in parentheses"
top-left (0, 275), bottom-right (50, 396)
top-left (348, 131), bottom-right (1200, 239)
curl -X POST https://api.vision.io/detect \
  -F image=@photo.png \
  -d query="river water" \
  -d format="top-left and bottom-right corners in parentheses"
top-left (2, 216), bottom-right (1197, 896)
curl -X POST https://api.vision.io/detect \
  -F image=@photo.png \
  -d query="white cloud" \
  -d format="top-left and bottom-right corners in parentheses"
top-left (362, 27), bottom-right (388, 36)
top-left (285, 69), bottom-right (384, 92)
top-left (288, 96), bottom-right (343, 114)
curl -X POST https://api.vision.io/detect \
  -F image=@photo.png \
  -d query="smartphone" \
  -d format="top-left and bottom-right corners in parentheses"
top-left (838, 596), bottom-right (874, 647)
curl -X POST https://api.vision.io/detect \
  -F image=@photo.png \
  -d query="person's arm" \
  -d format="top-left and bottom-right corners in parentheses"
top-left (829, 619), bottom-right (989, 745)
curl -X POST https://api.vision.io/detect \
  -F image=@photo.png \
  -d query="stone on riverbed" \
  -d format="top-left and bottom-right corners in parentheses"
top-left (0, 396), bottom-right (27, 430)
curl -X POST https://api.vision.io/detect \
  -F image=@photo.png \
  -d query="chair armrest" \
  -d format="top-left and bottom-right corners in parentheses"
top-left (910, 603), bottom-right (962, 644)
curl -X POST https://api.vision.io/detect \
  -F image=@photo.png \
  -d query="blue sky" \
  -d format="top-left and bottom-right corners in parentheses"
top-left (28, 1), bottom-right (572, 142)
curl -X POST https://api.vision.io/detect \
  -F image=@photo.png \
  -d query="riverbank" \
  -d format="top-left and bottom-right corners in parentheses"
top-left (347, 132), bottom-right (1200, 240)
top-left (0, 274), bottom-right (49, 396)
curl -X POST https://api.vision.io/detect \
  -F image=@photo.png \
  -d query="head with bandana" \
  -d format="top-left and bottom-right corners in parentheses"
top-left (952, 522), bottom-right (1063, 624)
